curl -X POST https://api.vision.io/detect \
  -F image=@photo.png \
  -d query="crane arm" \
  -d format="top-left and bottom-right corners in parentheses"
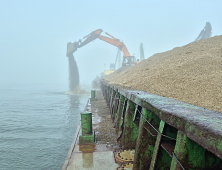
top-left (98, 35), bottom-right (130, 57)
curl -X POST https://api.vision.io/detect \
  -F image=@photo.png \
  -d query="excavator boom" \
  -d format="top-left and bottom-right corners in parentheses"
top-left (67, 29), bottom-right (135, 66)
top-left (98, 35), bottom-right (131, 57)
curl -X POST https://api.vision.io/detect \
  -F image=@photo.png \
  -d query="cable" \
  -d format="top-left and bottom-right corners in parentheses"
top-left (109, 96), bottom-right (176, 140)
top-left (132, 103), bottom-right (176, 141)
top-left (172, 152), bottom-right (185, 170)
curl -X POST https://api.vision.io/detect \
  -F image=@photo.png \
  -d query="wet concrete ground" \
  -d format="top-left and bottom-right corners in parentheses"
top-left (91, 89), bottom-right (120, 146)
top-left (62, 89), bottom-right (121, 170)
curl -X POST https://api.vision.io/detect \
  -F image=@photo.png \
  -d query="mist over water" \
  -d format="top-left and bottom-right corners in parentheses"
top-left (68, 55), bottom-right (79, 92)
top-left (0, 84), bottom-right (88, 170)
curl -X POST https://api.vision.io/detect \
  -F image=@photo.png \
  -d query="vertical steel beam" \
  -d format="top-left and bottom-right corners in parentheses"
top-left (107, 87), bottom-right (111, 106)
top-left (133, 108), bottom-right (159, 170)
top-left (170, 130), bottom-right (222, 169)
top-left (149, 120), bottom-right (165, 170)
top-left (111, 92), bottom-right (119, 121)
top-left (121, 100), bottom-right (138, 150)
top-left (114, 96), bottom-right (127, 140)
top-left (170, 130), bottom-right (187, 170)
top-left (109, 88), bottom-right (114, 109)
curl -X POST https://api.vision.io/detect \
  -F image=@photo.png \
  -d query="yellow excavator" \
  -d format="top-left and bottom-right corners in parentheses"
top-left (66, 29), bottom-right (136, 66)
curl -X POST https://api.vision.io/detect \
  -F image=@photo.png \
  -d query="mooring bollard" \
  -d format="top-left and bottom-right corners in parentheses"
top-left (79, 111), bottom-right (95, 144)
top-left (90, 89), bottom-right (97, 101)
top-left (81, 112), bottom-right (92, 135)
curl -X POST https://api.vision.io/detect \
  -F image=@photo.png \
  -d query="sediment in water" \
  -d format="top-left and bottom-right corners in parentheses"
top-left (68, 54), bottom-right (79, 92)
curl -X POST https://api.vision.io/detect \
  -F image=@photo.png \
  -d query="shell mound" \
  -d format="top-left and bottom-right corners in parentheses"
top-left (103, 35), bottom-right (222, 113)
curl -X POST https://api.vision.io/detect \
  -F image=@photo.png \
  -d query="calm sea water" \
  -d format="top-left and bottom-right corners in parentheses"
top-left (0, 84), bottom-right (89, 170)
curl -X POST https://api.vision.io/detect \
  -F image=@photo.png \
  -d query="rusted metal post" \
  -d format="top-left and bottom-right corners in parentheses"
top-left (91, 90), bottom-right (95, 98)
top-left (90, 90), bottom-right (97, 101)
top-left (79, 111), bottom-right (95, 144)
top-left (81, 112), bottom-right (92, 135)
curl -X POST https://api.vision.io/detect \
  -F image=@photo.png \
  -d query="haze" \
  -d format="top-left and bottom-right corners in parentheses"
top-left (1, 1), bottom-right (221, 88)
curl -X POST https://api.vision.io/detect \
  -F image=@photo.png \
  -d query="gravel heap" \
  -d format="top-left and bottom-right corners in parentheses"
top-left (103, 35), bottom-right (222, 113)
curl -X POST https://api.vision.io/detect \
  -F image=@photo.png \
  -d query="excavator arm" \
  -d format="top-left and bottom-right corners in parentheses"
top-left (66, 29), bottom-right (102, 56)
top-left (67, 29), bottom-right (135, 66)
top-left (79, 29), bottom-right (103, 48)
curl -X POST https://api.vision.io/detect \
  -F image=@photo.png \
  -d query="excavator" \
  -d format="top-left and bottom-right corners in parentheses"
top-left (195, 22), bottom-right (212, 41)
top-left (66, 29), bottom-right (136, 66)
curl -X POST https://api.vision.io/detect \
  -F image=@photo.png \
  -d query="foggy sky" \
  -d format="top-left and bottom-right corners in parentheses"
top-left (0, 0), bottom-right (221, 88)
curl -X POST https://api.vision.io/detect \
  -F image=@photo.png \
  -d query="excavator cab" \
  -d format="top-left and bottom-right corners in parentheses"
top-left (122, 56), bottom-right (136, 66)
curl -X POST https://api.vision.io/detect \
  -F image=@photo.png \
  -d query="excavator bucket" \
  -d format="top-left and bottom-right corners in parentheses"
top-left (66, 42), bottom-right (78, 56)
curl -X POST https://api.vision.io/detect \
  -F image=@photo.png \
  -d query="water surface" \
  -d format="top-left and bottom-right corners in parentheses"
top-left (0, 84), bottom-right (89, 170)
